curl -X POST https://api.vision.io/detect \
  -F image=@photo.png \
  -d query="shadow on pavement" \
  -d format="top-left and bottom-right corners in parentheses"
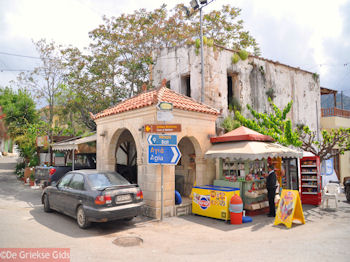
top-left (178, 213), bottom-right (272, 232)
top-left (29, 205), bottom-right (153, 238)
top-left (0, 157), bottom-right (154, 238)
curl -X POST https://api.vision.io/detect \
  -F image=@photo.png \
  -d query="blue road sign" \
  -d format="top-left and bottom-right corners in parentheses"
top-left (147, 134), bottom-right (177, 145)
top-left (148, 145), bottom-right (181, 165)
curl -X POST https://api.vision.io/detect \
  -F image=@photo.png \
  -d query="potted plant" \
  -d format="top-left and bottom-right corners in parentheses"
top-left (29, 172), bottom-right (35, 186)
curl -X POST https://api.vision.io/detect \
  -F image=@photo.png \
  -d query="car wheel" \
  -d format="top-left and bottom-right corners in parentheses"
top-left (346, 187), bottom-right (350, 202)
top-left (43, 194), bottom-right (52, 213)
top-left (76, 206), bottom-right (91, 229)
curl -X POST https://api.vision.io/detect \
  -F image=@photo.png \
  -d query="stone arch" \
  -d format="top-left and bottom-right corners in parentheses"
top-left (176, 135), bottom-right (203, 198)
top-left (107, 128), bottom-right (141, 184)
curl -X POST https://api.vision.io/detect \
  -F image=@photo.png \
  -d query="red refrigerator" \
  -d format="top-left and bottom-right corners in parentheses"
top-left (299, 156), bottom-right (322, 205)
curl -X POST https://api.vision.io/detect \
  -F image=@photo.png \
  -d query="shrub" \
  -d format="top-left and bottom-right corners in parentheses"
top-left (232, 53), bottom-right (240, 64)
top-left (238, 50), bottom-right (249, 60)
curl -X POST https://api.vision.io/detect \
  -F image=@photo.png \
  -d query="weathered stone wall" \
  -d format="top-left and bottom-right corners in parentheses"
top-left (153, 46), bottom-right (321, 131)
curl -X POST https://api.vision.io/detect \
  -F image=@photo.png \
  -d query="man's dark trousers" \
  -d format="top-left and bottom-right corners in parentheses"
top-left (267, 186), bottom-right (276, 216)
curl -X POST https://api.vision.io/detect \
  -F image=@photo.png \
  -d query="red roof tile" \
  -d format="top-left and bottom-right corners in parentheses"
top-left (210, 126), bottom-right (274, 143)
top-left (92, 87), bottom-right (219, 120)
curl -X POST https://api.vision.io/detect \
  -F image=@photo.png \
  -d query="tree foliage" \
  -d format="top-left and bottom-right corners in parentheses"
top-left (60, 4), bottom-right (259, 130)
top-left (0, 87), bottom-right (39, 136)
top-left (0, 88), bottom-right (44, 163)
top-left (15, 39), bottom-right (64, 137)
top-left (233, 98), bottom-right (350, 162)
top-left (298, 126), bottom-right (350, 161)
top-left (235, 98), bottom-right (301, 146)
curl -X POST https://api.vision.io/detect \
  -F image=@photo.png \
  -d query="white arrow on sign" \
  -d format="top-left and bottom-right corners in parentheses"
top-left (147, 135), bottom-right (152, 145)
top-left (171, 146), bottom-right (179, 163)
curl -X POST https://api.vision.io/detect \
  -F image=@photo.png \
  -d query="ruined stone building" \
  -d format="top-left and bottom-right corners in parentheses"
top-left (152, 45), bottom-right (321, 131)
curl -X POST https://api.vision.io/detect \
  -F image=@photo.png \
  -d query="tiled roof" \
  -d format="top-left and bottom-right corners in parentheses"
top-left (210, 126), bottom-right (274, 143)
top-left (92, 87), bottom-right (219, 120)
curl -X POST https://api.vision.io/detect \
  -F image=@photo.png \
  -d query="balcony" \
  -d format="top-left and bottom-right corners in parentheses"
top-left (321, 107), bottom-right (350, 118)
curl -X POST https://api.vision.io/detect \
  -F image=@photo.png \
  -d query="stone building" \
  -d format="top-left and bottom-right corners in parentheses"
top-left (92, 87), bottom-right (219, 218)
top-left (92, 45), bottom-right (322, 219)
top-left (152, 45), bottom-right (321, 131)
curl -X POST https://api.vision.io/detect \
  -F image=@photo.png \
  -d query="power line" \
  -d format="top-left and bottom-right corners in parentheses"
top-left (0, 51), bottom-right (40, 60)
top-left (0, 69), bottom-right (32, 72)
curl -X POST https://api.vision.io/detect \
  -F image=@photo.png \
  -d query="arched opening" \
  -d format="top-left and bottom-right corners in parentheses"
top-left (115, 129), bottom-right (138, 184)
top-left (176, 137), bottom-right (197, 202)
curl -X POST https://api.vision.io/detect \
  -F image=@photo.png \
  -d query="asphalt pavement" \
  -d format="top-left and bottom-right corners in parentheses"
top-left (0, 156), bottom-right (350, 262)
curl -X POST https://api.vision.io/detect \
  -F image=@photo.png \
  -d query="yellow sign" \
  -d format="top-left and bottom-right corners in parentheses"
top-left (274, 189), bottom-right (305, 228)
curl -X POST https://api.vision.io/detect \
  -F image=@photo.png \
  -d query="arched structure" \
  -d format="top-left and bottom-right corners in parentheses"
top-left (93, 86), bottom-right (219, 219)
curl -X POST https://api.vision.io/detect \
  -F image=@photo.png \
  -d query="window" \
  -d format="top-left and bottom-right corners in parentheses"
top-left (88, 172), bottom-right (130, 189)
top-left (70, 174), bottom-right (85, 191)
top-left (227, 75), bottom-right (233, 108)
top-left (181, 75), bottom-right (191, 97)
top-left (166, 80), bottom-right (170, 89)
top-left (227, 73), bottom-right (239, 110)
top-left (58, 173), bottom-right (73, 189)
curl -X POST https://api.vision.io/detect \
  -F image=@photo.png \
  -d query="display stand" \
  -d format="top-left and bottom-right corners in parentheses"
top-left (300, 156), bottom-right (321, 205)
top-left (215, 158), bottom-right (269, 216)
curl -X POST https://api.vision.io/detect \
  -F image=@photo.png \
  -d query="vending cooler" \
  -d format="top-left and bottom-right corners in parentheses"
top-left (299, 156), bottom-right (322, 205)
top-left (192, 185), bottom-right (240, 220)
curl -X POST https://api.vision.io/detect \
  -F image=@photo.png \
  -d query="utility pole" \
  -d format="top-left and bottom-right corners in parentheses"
top-left (188, 0), bottom-right (215, 103)
top-left (200, 7), bottom-right (205, 103)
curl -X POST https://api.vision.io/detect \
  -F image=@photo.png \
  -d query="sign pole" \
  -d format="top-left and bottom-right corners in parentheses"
top-left (161, 164), bottom-right (164, 221)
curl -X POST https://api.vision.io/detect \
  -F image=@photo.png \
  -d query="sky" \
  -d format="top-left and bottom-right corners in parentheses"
top-left (0, 0), bottom-right (349, 96)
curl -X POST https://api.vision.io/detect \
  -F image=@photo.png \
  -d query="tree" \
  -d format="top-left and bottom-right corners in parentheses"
top-left (15, 39), bottom-right (65, 163)
top-left (233, 99), bottom-right (350, 162)
top-left (61, 4), bottom-right (259, 129)
top-left (0, 87), bottom-right (39, 137)
top-left (235, 98), bottom-right (301, 147)
top-left (298, 126), bottom-right (350, 162)
top-left (0, 87), bottom-right (44, 164)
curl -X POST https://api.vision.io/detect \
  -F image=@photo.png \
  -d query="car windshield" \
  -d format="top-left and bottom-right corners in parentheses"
top-left (88, 172), bottom-right (130, 189)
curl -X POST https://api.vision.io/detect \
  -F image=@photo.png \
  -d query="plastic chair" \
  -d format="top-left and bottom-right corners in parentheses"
top-left (321, 183), bottom-right (340, 209)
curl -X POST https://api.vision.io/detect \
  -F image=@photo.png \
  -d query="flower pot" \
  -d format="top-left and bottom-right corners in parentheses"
top-left (29, 181), bottom-right (35, 186)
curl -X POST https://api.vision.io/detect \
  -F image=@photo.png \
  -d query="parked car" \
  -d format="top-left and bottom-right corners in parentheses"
top-left (36, 153), bottom-right (96, 187)
top-left (344, 177), bottom-right (350, 202)
top-left (41, 170), bottom-right (144, 229)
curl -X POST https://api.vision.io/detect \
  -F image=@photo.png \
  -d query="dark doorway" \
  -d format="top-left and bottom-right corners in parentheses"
top-left (115, 130), bottom-right (137, 184)
top-left (181, 75), bottom-right (191, 97)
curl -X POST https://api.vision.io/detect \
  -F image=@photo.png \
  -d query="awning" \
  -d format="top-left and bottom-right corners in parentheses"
top-left (205, 141), bottom-right (303, 161)
top-left (52, 134), bottom-right (97, 151)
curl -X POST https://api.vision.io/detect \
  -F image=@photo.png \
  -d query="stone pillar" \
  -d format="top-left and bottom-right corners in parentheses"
top-left (195, 156), bottom-right (216, 186)
top-left (138, 163), bottom-right (175, 219)
top-left (195, 157), bottom-right (207, 186)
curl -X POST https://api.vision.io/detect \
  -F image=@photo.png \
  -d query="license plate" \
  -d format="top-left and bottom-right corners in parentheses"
top-left (116, 194), bottom-right (131, 203)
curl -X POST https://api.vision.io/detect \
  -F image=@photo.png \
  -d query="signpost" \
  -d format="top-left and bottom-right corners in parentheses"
top-left (144, 124), bottom-right (181, 133)
top-left (147, 134), bottom-right (177, 146)
top-left (148, 145), bottom-right (181, 165)
top-left (147, 133), bottom-right (180, 221)
top-left (146, 101), bottom-right (181, 220)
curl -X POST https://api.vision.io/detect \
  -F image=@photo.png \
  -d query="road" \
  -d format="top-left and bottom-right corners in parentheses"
top-left (0, 156), bottom-right (350, 262)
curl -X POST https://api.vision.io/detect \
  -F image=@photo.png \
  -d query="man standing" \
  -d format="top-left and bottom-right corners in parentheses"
top-left (266, 164), bottom-right (277, 217)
